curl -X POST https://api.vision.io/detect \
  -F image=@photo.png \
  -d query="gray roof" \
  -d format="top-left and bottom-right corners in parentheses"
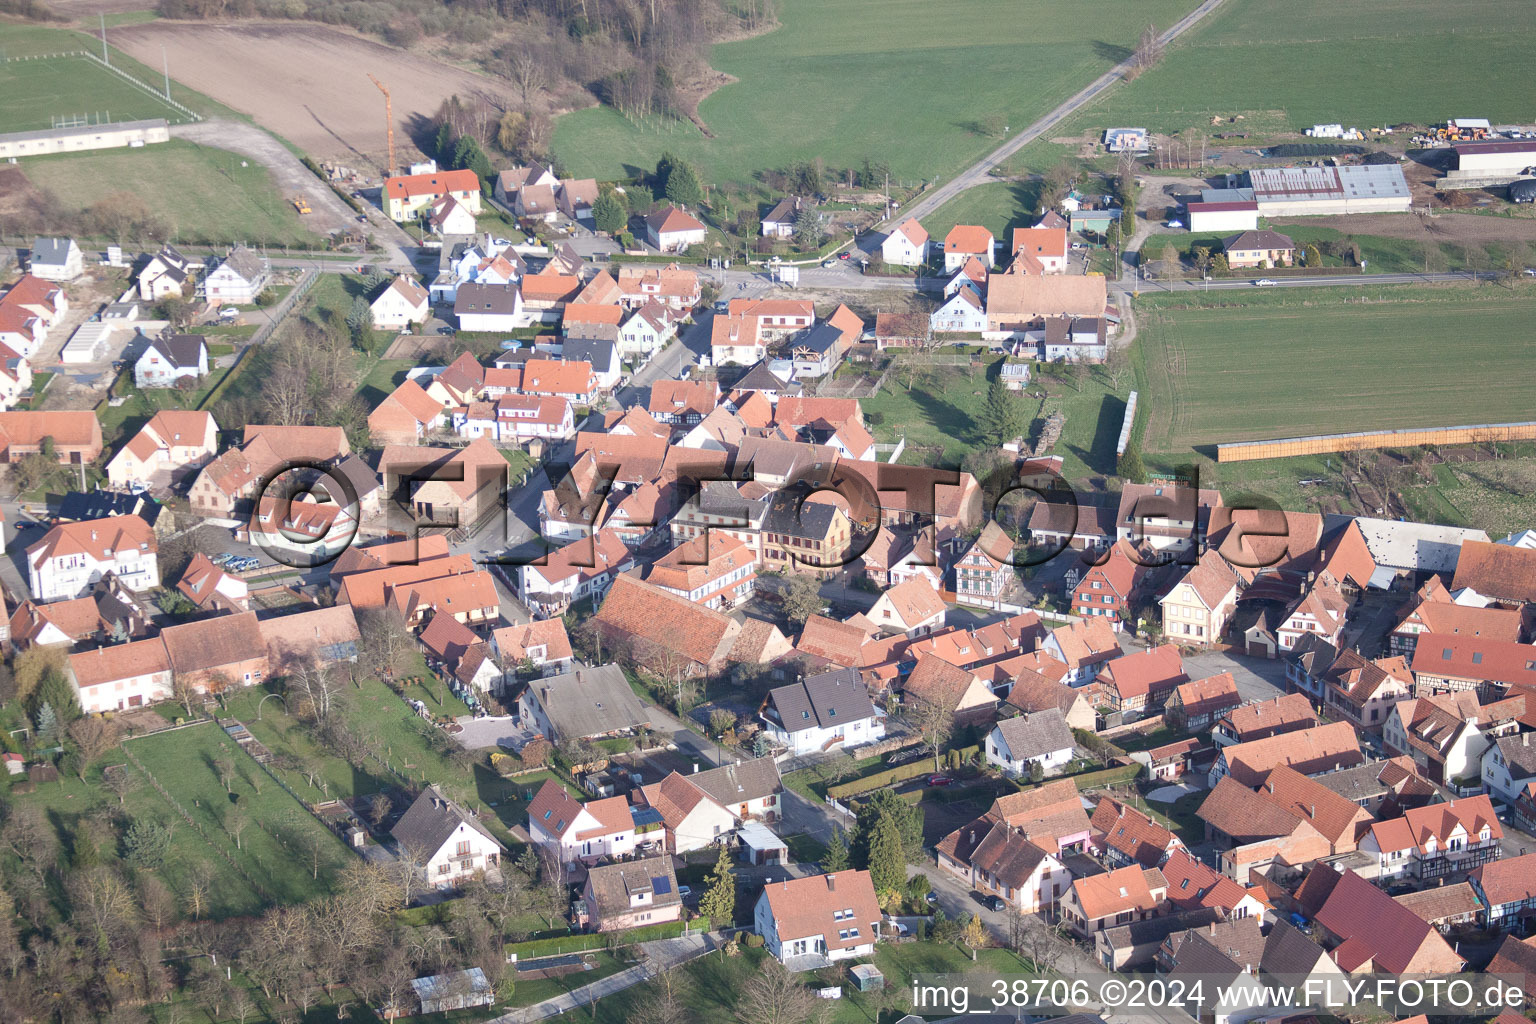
top-left (792, 322), bottom-right (844, 358)
top-left (1495, 734), bottom-right (1536, 780)
top-left (325, 454), bottom-right (382, 500)
top-left (530, 664), bottom-right (651, 740)
top-left (585, 854), bottom-right (680, 917)
top-left (146, 333), bottom-right (207, 369)
top-left (732, 359), bottom-right (799, 395)
top-left (763, 196), bottom-right (804, 225)
top-left (219, 245), bottom-right (266, 283)
top-left (992, 708), bottom-right (1075, 760)
top-left (762, 485), bottom-right (843, 542)
top-left (390, 784), bottom-right (503, 856)
top-left (454, 281), bottom-right (521, 316)
top-left (768, 667), bottom-right (876, 732)
top-left (1259, 919), bottom-right (1330, 984)
top-left (694, 480), bottom-right (769, 518)
top-left (30, 237), bottom-right (74, 267)
top-left (1248, 163), bottom-right (1410, 203)
top-left (690, 756), bottom-right (782, 807)
top-left (1099, 906), bottom-right (1225, 962)
top-left (1351, 516), bottom-right (1489, 573)
top-left (562, 335), bottom-right (620, 373)
top-left (1312, 759), bottom-right (1390, 803)
top-left (566, 321), bottom-right (620, 344)
top-left (1223, 229), bottom-right (1295, 251)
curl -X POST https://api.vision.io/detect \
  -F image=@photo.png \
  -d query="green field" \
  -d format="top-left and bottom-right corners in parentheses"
top-left (0, 24), bottom-right (219, 127)
top-left (21, 138), bottom-right (321, 247)
top-left (923, 180), bottom-right (1045, 247)
top-left (1134, 287), bottom-right (1536, 456)
top-left (0, 52), bottom-right (187, 132)
top-left (552, 0), bottom-right (1199, 186)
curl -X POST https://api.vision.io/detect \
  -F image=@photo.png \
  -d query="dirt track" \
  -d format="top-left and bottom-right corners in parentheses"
top-left (1271, 211), bottom-right (1536, 246)
top-left (108, 20), bottom-right (516, 167)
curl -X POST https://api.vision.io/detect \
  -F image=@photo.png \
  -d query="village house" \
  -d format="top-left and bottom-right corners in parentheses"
top-left (419, 612), bottom-right (499, 694)
top-left (137, 245), bottom-right (193, 301)
top-left (1483, 732), bottom-right (1536, 804)
top-left (176, 552), bottom-right (249, 614)
top-left (1310, 868), bottom-right (1465, 973)
top-left (763, 667), bottom-right (884, 756)
top-left (1005, 669), bottom-right (1097, 731)
top-left (1010, 227), bottom-right (1069, 273)
top-left (985, 708), bottom-right (1075, 778)
top-left (930, 283), bottom-right (988, 334)
top-left (1320, 650), bottom-right (1414, 730)
top-left (493, 163), bottom-right (557, 205)
top-left (1208, 720), bottom-right (1363, 788)
top-left (1222, 229), bottom-right (1296, 269)
top-left (1213, 692), bottom-right (1318, 747)
top-left (518, 529), bottom-right (634, 619)
top-left (985, 274), bottom-right (1108, 335)
top-left (492, 618), bottom-right (574, 681)
top-left (1097, 644), bottom-right (1190, 718)
top-left (1410, 632), bottom-right (1536, 700)
top-left (1360, 795), bottom-right (1503, 883)
top-left (1161, 550), bottom-right (1242, 648)
top-left (581, 855), bottom-right (683, 932)
top-left (29, 237), bottom-right (83, 281)
top-left (368, 379), bottom-right (448, 445)
top-left (453, 282), bottom-right (524, 332)
top-left (1388, 577), bottom-right (1523, 658)
top-left (370, 275), bottom-right (431, 330)
top-left (754, 870), bottom-right (883, 967)
top-left (881, 219), bottom-right (929, 266)
top-left (868, 577), bottom-right (946, 637)
top-left (903, 654), bottom-right (997, 728)
top-left (426, 194), bottom-right (477, 235)
top-left (644, 206), bottom-right (707, 252)
top-left (1070, 541), bottom-right (1146, 629)
top-left (1041, 617), bottom-right (1120, 686)
top-left (633, 774), bottom-right (735, 854)
top-left (646, 533), bottom-right (757, 610)
top-left (1092, 799), bottom-right (1186, 869)
top-left (761, 489), bottom-right (853, 576)
top-left (106, 410), bottom-right (218, 490)
top-left (1470, 853), bottom-right (1536, 932)
top-left (1276, 575), bottom-right (1351, 651)
top-left (519, 665), bottom-right (651, 748)
top-left (392, 785), bottom-right (505, 888)
top-left (953, 522), bottom-right (1016, 607)
top-left (27, 516), bottom-right (158, 602)
top-left (1061, 864), bottom-right (1169, 939)
top-left (592, 573), bottom-right (758, 678)
top-left (690, 757), bottom-right (783, 824)
top-left (384, 169), bottom-right (482, 221)
top-left (620, 302), bottom-right (679, 357)
top-left (943, 225), bottom-right (995, 272)
top-left (203, 245), bottom-right (270, 305)
top-left (711, 314), bottom-right (765, 366)
top-left (160, 611), bottom-right (269, 692)
top-left (66, 638), bottom-right (172, 714)
top-left (616, 264), bottom-right (700, 311)
top-left (134, 332), bottom-right (207, 389)
top-left (1165, 672), bottom-right (1240, 732)
top-left (378, 438), bottom-right (507, 530)
top-left (760, 196), bottom-right (805, 238)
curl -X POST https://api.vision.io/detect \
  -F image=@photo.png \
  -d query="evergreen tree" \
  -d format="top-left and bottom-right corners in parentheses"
top-left (433, 121), bottom-right (456, 164)
top-left (346, 295), bottom-right (374, 333)
top-left (450, 134), bottom-right (483, 172)
top-left (31, 670), bottom-right (80, 724)
top-left (792, 206), bottom-right (822, 250)
top-left (1304, 243), bottom-right (1323, 269)
top-left (697, 843), bottom-right (736, 924)
top-left (591, 191), bottom-right (628, 234)
top-left (664, 159), bottom-right (703, 209)
top-left (853, 789), bottom-right (923, 867)
top-left (1118, 443), bottom-right (1147, 485)
top-left (824, 827), bottom-right (850, 872)
top-left (35, 701), bottom-right (58, 745)
top-left (655, 152), bottom-right (681, 195)
top-left (982, 377), bottom-right (1026, 447)
top-left (867, 816), bottom-right (904, 895)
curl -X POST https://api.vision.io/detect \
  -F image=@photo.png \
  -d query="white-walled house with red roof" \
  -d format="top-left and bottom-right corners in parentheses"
top-left (28, 516), bottom-right (159, 602)
top-left (525, 778), bottom-right (639, 868)
top-left (753, 870), bottom-right (883, 967)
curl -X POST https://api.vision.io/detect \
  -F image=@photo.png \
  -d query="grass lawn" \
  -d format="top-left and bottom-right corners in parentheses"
top-left (0, 50), bottom-right (188, 133)
top-left (98, 372), bottom-right (221, 454)
top-left (552, 0), bottom-right (1199, 187)
top-left (924, 180), bottom-right (1045, 245)
top-left (21, 139), bottom-right (322, 248)
top-left (507, 951), bottom-right (630, 1008)
top-left (864, 360), bottom-right (998, 469)
top-left (1133, 286), bottom-right (1536, 457)
top-left (125, 721), bottom-right (353, 906)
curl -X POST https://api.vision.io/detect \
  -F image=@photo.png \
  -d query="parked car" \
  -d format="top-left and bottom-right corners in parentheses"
top-left (886, 921), bottom-right (910, 936)
top-left (219, 306), bottom-right (240, 319)
top-left (1167, 218), bottom-right (1184, 229)
top-left (822, 260), bottom-right (837, 269)
top-left (926, 775), bottom-right (954, 787)
top-left (971, 891), bottom-right (1006, 912)
top-left (678, 885), bottom-right (693, 900)
top-left (210, 552), bottom-right (235, 565)
top-left (924, 891), bottom-right (939, 906)
top-left (838, 251), bottom-right (851, 260)
top-left (1254, 278), bottom-right (1277, 287)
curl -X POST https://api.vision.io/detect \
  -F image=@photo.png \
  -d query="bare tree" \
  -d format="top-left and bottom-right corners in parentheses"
top-left (508, 48), bottom-right (547, 114)
top-left (1101, 344), bottom-right (1132, 393)
top-left (1129, 23), bottom-right (1163, 77)
top-left (737, 958), bottom-right (816, 1024)
top-left (225, 804), bottom-right (250, 851)
top-left (358, 608), bottom-right (414, 683)
top-left (171, 672), bottom-right (203, 718)
top-left (906, 695), bottom-right (955, 773)
top-left (291, 656), bottom-right (344, 722)
top-left (184, 863), bottom-right (213, 921)
top-left (392, 841), bottom-right (430, 906)
top-left (66, 717), bottom-right (120, 780)
top-left (214, 756), bottom-right (236, 794)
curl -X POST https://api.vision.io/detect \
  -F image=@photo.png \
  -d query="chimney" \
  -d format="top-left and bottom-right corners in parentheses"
top-left (826, 874), bottom-right (836, 891)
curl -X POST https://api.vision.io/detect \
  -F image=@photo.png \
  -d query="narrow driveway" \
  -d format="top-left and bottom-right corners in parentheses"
top-left (488, 932), bottom-right (720, 1024)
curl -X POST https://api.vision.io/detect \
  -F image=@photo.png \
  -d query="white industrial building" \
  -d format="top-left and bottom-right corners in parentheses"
top-left (1442, 140), bottom-right (1536, 186)
top-left (0, 118), bottom-right (170, 160)
top-left (1184, 200), bottom-right (1259, 233)
top-left (1245, 164), bottom-right (1412, 216)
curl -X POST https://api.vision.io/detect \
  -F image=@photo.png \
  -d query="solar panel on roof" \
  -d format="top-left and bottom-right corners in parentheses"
top-left (652, 876), bottom-right (672, 895)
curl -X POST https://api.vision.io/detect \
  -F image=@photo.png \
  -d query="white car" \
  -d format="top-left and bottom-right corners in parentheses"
top-left (1254, 278), bottom-right (1277, 287)
top-left (1167, 219), bottom-right (1184, 229)
top-left (219, 306), bottom-right (240, 319)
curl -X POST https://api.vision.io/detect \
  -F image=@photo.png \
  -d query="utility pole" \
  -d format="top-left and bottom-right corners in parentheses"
top-left (161, 46), bottom-right (170, 101)
top-left (99, 13), bottom-right (108, 65)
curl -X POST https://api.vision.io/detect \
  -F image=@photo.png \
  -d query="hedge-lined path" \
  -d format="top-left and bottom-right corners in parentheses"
top-left (491, 933), bottom-right (720, 1024)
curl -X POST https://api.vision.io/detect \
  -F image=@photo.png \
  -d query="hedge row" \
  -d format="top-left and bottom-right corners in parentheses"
top-left (826, 745), bottom-right (980, 801)
top-left (504, 919), bottom-right (690, 959)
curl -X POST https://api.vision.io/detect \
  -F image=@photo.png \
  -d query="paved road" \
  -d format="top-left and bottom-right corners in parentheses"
top-left (171, 118), bottom-right (414, 268)
top-left (489, 932), bottom-right (719, 1024)
top-left (889, 0), bottom-right (1230, 229)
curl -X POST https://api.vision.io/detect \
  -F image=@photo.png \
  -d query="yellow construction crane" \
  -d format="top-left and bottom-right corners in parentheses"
top-left (367, 73), bottom-right (395, 177)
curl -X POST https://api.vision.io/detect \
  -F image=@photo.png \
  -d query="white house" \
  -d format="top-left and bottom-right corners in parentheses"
top-left (562, 336), bottom-right (622, 391)
top-left (454, 394), bottom-right (573, 445)
top-left (638, 773), bottom-right (737, 854)
top-left (453, 282), bottom-right (525, 332)
top-left (619, 303), bottom-right (677, 358)
top-left (985, 709), bottom-right (1076, 778)
top-left (1482, 733), bottom-right (1536, 805)
top-left (754, 871), bottom-right (883, 966)
top-left (65, 638), bottom-right (173, 714)
top-left (370, 275), bottom-right (431, 331)
top-left (134, 333), bottom-right (208, 389)
top-left (518, 530), bottom-right (634, 617)
top-left (526, 779), bottom-right (637, 868)
top-left (711, 314), bottom-right (765, 366)
top-left (427, 195), bottom-right (477, 236)
top-left (930, 285), bottom-right (987, 333)
top-left (391, 785), bottom-right (505, 888)
top-left (27, 516), bottom-right (159, 602)
top-left (202, 245), bottom-right (270, 305)
top-left (517, 664), bottom-right (651, 745)
top-left (106, 409), bottom-right (219, 489)
top-left (881, 219), bottom-right (929, 267)
top-left (943, 225), bottom-right (995, 273)
top-left (867, 577), bottom-right (947, 637)
top-left (762, 668), bottom-right (884, 756)
top-left (0, 344), bottom-right (32, 410)
top-left (137, 244), bottom-right (194, 301)
top-left (29, 237), bottom-right (83, 281)
top-left (644, 206), bottom-right (707, 253)
top-left (761, 196), bottom-right (804, 238)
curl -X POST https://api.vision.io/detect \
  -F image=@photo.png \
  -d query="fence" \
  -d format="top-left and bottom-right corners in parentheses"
top-left (198, 269), bottom-right (318, 411)
top-left (1216, 420), bottom-right (1536, 463)
top-left (80, 50), bottom-right (202, 123)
